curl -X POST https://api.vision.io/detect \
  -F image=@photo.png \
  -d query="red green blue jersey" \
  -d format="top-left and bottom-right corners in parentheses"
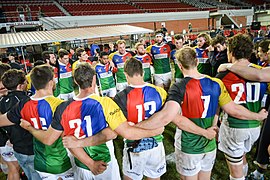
top-left (147, 43), bottom-right (171, 74)
top-left (51, 94), bottom-right (126, 170)
top-left (170, 49), bottom-right (183, 79)
top-left (167, 76), bottom-right (232, 154)
top-left (216, 64), bottom-right (267, 128)
top-left (6, 96), bottom-right (71, 174)
top-left (195, 47), bottom-right (211, 76)
top-left (134, 54), bottom-right (152, 83)
top-left (109, 51), bottom-right (133, 83)
top-left (114, 83), bottom-right (167, 142)
top-left (58, 61), bottom-right (74, 94)
top-left (95, 63), bottom-right (116, 91)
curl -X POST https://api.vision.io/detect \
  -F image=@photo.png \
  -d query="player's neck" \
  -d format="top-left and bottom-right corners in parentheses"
top-left (128, 77), bottom-right (145, 86)
top-left (77, 87), bottom-right (95, 98)
top-left (33, 89), bottom-right (53, 99)
top-left (234, 58), bottom-right (249, 64)
top-left (183, 69), bottom-right (204, 79)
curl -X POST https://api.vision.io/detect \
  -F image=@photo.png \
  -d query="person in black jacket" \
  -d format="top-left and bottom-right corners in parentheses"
top-left (0, 69), bottom-right (41, 180)
top-left (208, 35), bottom-right (228, 77)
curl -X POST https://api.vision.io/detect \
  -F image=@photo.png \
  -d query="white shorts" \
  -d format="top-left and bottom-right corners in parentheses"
top-left (75, 140), bottom-right (120, 180)
top-left (95, 157), bottom-right (120, 180)
top-left (101, 87), bottom-right (117, 98)
top-left (175, 148), bottom-right (216, 177)
top-left (154, 72), bottom-right (172, 88)
top-left (75, 166), bottom-right (94, 180)
top-left (37, 168), bottom-right (74, 180)
top-left (116, 82), bottom-right (128, 92)
top-left (59, 92), bottom-right (75, 101)
top-left (0, 143), bottom-right (17, 162)
top-left (74, 157), bottom-right (119, 180)
top-left (96, 140), bottom-right (120, 180)
top-left (218, 123), bottom-right (260, 158)
top-left (123, 142), bottom-right (166, 180)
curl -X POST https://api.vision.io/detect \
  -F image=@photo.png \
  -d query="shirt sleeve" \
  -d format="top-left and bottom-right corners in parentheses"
top-left (149, 85), bottom-right (167, 105)
top-left (101, 97), bottom-right (126, 130)
top-left (6, 100), bottom-right (25, 124)
top-left (166, 81), bottom-right (186, 106)
top-left (212, 78), bottom-right (232, 107)
top-left (113, 91), bottom-right (128, 118)
top-left (146, 45), bottom-right (152, 54)
top-left (51, 103), bottom-right (64, 131)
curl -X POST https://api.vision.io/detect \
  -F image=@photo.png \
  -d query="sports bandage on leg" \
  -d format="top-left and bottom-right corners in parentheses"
top-left (224, 153), bottom-right (243, 165)
top-left (229, 175), bottom-right (244, 180)
top-left (243, 163), bottom-right (248, 176)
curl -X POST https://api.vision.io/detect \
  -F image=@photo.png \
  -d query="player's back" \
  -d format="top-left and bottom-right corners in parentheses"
top-left (19, 96), bottom-right (72, 174)
top-left (216, 69), bottom-right (267, 128)
top-left (170, 76), bottom-right (228, 154)
top-left (55, 94), bottom-right (112, 170)
top-left (114, 83), bottom-right (167, 142)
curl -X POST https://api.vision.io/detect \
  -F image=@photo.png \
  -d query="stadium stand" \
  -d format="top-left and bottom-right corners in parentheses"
top-left (62, 2), bottom-right (144, 16)
top-left (1, 0), bottom-right (65, 22)
top-left (0, 0), bottom-right (268, 22)
top-left (132, 2), bottom-right (197, 13)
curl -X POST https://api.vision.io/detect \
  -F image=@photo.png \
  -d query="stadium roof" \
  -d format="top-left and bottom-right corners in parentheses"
top-left (0, 25), bottom-right (153, 48)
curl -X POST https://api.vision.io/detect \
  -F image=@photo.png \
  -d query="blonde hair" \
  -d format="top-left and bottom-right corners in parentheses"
top-left (135, 42), bottom-right (144, 50)
top-left (116, 40), bottom-right (126, 46)
top-left (175, 47), bottom-right (197, 69)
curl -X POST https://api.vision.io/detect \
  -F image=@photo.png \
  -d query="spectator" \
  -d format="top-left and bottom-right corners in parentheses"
top-left (188, 22), bottom-right (192, 33)
top-left (266, 25), bottom-right (270, 39)
top-left (227, 28), bottom-right (235, 37)
top-left (38, 7), bottom-right (44, 18)
top-left (209, 35), bottom-right (228, 76)
top-left (16, 5), bottom-right (25, 22)
top-left (25, 5), bottom-right (32, 21)
top-left (161, 24), bottom-right (167, 34)
top-left (216, 25), bottom-right (225, 37)
top-left (245, 27), bottom-right (254, 41)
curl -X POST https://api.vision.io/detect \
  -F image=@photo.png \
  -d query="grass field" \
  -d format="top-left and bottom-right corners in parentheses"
top-left (0, 123), bottom-right (268, 180)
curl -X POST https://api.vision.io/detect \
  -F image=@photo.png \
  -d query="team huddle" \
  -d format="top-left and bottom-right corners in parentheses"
top-left (0, 29), bottom-right (269, 180)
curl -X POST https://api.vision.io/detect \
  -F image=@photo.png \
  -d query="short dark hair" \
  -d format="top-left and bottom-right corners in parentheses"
top-left (8, 53), bottom-right (16, 57)
top-left (2, 69), bottom-right (25, 90)
top-left (228, 34), bottom-right (253, 60)
top-left (30, 65), bottom-right (54, 90)
top-left (74, 63), bottom-right (95, 89)
top-left (58, 49), bottom-right (69, 59)
top-left (212, 35), bottom-right (226, 46)
top-left (155, 30), bottom-right (164, 36)
top-left (42, 51), bottom-right (54, 61)
top-left (0, 63), bottom-right (11, 80)
top-left (174, 34), bottom-right (184, 41)
top-left (34, 60), bottom-right (46, 67)
top-left (99, 51), bottom-right (108, 58)
top-left (124, 58), bottom-right (143, 77)
top-left (76, 47), bottom-right (85, 57)
top-left (258, 40), bottom-right (270, 53)
top-left (175, 47), bottom-right (197, 69)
